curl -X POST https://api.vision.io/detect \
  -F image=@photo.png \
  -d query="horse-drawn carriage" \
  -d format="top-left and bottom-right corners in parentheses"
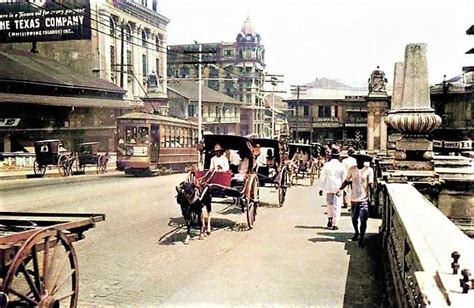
top-left (176, 134), bottom-right (260, 242)
top-left (0, 211), bottom-right (104, 307)
top-left (33, 140), bottom-right (74, 177)
top-left (287, 142), bottom-right (322, 185)
top-left (75, 142), bottom-right (108, 174)
top-left (252, 138), bottom-right (289, 207)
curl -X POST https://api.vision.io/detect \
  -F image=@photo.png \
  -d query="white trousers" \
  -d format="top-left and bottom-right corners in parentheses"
top-left (326, 193), bottom-right (343, 226)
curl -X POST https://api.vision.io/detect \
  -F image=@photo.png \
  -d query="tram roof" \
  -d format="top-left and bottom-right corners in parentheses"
top-left (117, 112), bottom-right (198, 126)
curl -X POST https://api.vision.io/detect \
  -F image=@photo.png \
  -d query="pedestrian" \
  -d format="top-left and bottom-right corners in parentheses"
top-left (318, 148), bottom-right (346, 230)
top-left (339, 154), bottom-right (374, 247)
top-left (341, 147), bottom-right (357, 209)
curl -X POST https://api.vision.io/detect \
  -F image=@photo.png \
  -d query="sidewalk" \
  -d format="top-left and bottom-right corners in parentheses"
top-left (164, 180), bottom-right (386, 307)
top-left (0, 164), bottom-right (117, 180)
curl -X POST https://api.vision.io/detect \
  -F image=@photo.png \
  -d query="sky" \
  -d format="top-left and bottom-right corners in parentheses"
top-left (159, 0), bottom-right (473, 89)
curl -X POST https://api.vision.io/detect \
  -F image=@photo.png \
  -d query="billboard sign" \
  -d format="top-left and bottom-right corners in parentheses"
top-left (0, 0), bottom-right (91, 43)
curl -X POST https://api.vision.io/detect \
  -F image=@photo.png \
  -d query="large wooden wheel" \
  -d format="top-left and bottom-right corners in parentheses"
top-left (57, 155), bottom-right (69, 177)
top-left (1, 228), bottom-right (79, 307)
top-left (245, 175), bottom-right (259, 229)
top-left (33, 158), bottom-right (46, 177)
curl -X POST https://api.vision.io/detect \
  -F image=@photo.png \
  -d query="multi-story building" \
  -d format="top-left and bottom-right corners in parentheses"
top-left (430, 24), bottom-right (473, 153)
top-left (0, 0), bottom-right (170, 152)
top-left (167, 16), bottom-right (266, 137)
top-left (167, 81), bottom-right (241, 135)
top-left (285, 88), bottom-right (369, 147)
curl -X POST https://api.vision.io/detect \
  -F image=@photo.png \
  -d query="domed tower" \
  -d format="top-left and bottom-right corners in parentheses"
top-left (234, 15), bottom-right (266, 137)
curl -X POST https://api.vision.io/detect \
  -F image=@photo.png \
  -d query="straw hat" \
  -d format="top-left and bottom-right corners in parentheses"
top-left (213, 143), bottom-right (224, 152)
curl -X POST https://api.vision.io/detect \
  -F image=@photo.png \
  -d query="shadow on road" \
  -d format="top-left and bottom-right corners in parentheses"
top-left (158, 217), bottom-right (236, 245)
top-left (307, 231), bottom-right (387, 308)
top-left (294, 225), bottom-right (328, 230)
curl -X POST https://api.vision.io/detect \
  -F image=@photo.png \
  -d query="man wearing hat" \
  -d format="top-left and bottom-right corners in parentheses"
top-left (210, 143), bottom-right (229, 172)
top-left (318, 148), bottom-right (346, 230)
top-left (339, 153), bottom-right (374, 247)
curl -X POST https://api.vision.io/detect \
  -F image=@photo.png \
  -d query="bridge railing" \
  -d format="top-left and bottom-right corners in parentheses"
top-left (380, 183), bottom-right (474, 307)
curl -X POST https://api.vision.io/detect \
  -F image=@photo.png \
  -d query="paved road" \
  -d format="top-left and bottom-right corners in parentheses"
top-left (1, 174), bottom-right (385, 307)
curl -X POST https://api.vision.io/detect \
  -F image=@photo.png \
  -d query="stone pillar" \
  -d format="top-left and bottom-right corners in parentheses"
top-left (387, 44), bottom-right (442, 163)
top-left (367, 66), bottom-right (389, 153)
top-left (367, 111), bottom-right (375, 151)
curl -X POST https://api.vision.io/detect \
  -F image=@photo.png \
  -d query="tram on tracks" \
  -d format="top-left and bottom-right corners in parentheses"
top-left (115, 112), bottom-right (199, 175)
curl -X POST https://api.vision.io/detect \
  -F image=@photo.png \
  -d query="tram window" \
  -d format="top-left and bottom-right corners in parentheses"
top-left (126, 126), bottom-right (138, 144)
top-left (138, 127), bottom-right (149, 144)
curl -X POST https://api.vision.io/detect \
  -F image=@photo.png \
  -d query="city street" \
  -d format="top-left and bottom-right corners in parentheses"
top-left (1, 174), bottom-right (385, 307)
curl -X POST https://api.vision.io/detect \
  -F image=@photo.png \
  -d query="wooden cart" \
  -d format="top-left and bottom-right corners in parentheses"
top-left (0, 212), bottom-right (105, 307)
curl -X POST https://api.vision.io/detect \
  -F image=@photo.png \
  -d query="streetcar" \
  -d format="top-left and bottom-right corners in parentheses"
top-left (115, 112), bottom-right (199, 176)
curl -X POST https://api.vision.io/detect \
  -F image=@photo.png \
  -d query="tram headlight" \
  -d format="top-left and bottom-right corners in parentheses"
top-left (125, 148), bottom-right (133, 156)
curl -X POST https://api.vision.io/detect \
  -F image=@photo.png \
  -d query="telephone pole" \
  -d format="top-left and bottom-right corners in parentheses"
top-left (290, 85), bottom-right (307, 142)
top-left (262, 74), bottom-right (285, 138)
top-left (182, 44), bottom-right (217, 141)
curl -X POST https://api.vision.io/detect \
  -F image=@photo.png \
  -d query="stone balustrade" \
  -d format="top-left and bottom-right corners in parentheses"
top-left (380, 183), bottom-right (474, 307)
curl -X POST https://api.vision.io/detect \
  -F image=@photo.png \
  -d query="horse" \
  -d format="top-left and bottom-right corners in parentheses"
top-left (175, 181), bottom-right (212, 244)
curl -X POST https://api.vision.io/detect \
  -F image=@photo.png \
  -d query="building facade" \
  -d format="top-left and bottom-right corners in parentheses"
top-left (429, 24), bottom-right (473, 154)
top-left (167, 16), bottom-right (266, 137)
top-left (285, 89), bottom-right (369, 148)
top-left (0, 0), bottom-right (170, 152)
top-left (167, 81), bottom-right (241, 135)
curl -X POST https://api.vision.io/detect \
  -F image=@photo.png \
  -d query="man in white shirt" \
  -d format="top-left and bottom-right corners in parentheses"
top-left (341, 147), bottom-right (357, 208)
top-left (318, 148), bottom-right (347, 230)
top-left (339, 154), bottom-right (374, 247)
top-left (209, 144), bottom-right (229, 172)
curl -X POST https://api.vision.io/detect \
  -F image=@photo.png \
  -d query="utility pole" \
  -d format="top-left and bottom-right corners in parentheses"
top-left (120, 20), bottom-right (125, 88)
top-left (290, 85), bottom-right (307, 142)
top-left (262, 74), bottom-right (285, 138)
top-left (181, 44), bottom-right (217, 141)
top-left (198, 43), bottom-right (202, 142)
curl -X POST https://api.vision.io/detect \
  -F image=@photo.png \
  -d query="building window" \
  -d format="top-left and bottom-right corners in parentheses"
top-left (141, 30), bottom-right (147, 47)
top-left (303, 105), bottom-right (309, 117)
top-left (318, 105), bottom-right (331, 118)
top-left (215, 106), bottom-right (220, 117)
top-left (155, 58), bottom-right (160, 75)
top-left (110, 45), bottom-right (116, 73)
top-left (152, 0), bottom-right (157, 11)
top-left (109, 17), bottom-right (115, 37)
top-left (188, 104), bottom-right (197, 117)
top-left (142, 54), bottom-right (147, 77)
top-left (155, 35), bottom-right (161, 52)
top-left (126, 50), bottom-right (132, 75)
top-left (126, 26), bottom-right (132, 42)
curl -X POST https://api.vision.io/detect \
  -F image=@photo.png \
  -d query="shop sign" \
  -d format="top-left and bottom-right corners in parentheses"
top-left (0, 0), bottom-right (91, 43)
top-left (0, 118), bottom-right (20, 127)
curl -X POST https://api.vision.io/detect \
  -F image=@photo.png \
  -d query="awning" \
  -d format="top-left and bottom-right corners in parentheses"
top-left (0, 92), bottom-right (140, 109)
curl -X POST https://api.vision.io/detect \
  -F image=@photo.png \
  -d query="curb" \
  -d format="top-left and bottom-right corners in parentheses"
top-left (0, 171), bottom-right (124, 191)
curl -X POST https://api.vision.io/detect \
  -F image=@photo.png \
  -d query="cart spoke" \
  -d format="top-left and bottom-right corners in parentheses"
top-left (44, 239), bottom-right (61, 293)
top-left (56, 290), bottom-right (75, 302)
top-left (31, 244), bottom-right (42, 293)
top-left (52, 269), bottom-right (75, 295)
top-left (42, 236), bottom-right (51, 292)
top-left (50, 251), bottom-right (71, 295)
top-left (19, 262), bottom-right (41, 301)
top-left (9, 287), bottom-right (38, 305)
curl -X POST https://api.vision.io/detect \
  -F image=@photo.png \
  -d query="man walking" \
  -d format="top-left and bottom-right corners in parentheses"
top-left (318, 148), bottom-right (346, 230)
top-left (341, 147), bottom-right (357, 209)
top-left (339, 154), bottom-right (374, 247)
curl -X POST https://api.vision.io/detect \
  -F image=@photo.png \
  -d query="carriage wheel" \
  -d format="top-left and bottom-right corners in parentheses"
top-left (33, 159), bottom-right (46, 177)
top-left (97, 155), bottom-right (107, 174)
top-left (57, 155), bottom-right (68, 177)
top-left (246, 176), bottom-right (259, 229)
top-left (1, 228), bottom-right (79, 308)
